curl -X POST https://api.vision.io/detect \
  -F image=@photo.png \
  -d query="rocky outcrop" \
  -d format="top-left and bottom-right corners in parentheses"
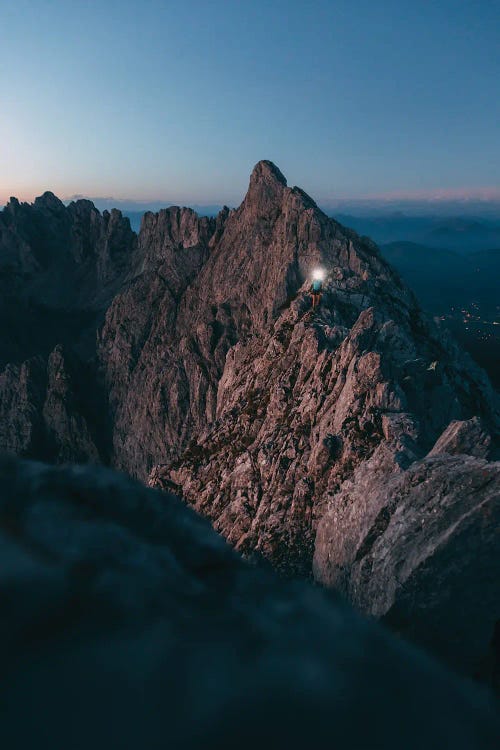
top-left (429, 416), bottom-right (492, 458)
top-left (314, 441), bottom-right (500, 676)
top-left (0, 192), bottom-right (138, 366)
top-left (0, 455), bottom-right (498, 750)
top-left (0, 356), bottom-right (48, 458)
top-left (99, 159), bottom-right (355, 476)
top-left (142, 163), bottom-right (499, 675)
top-left (0, 346), bottom-right (103, 464)
top-left (0, 191), bottom-right (138, 297)
top-left (0, 194), bottom-right (137, 461)
top-left (97, 205), bottom-right (222, 476)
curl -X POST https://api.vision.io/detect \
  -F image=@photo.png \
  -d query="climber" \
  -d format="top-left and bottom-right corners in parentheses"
top-left (310, 268), bottom-right (325, 309)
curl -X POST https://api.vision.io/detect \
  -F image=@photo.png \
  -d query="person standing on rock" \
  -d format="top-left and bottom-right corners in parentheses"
top-left (310, 269), bottom-right (324, 309)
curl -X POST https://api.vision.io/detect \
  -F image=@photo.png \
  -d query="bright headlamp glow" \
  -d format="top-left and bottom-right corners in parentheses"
top-left (312, 268), bottom-right (325, 281)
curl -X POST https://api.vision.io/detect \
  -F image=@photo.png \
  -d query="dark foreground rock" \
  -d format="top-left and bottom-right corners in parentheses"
top-left (0, 455), bottom-right (498, 750)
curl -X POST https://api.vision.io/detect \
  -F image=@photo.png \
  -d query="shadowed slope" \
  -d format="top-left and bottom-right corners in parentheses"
top-left (0, 455), bottom-right (498, 750)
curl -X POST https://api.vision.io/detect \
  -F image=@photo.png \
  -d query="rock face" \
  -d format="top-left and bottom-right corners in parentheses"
top-left (0, 192), bottom-right (138, 363)
top-left (98, 160), bottom-right (351, 476)
top-left (0, 455), bottom-right (498, 750)
top-left (429, 415), bottom-right (492, 458)
top-left (0, 347), bottom-right (103, 463)
top-left (97, 205), bottom-right (221, 476)
top-left (0, 194), bottom-right (137, 462)
top-left (1, 162), bottom-right (499, 680)
top-left (143, 163), bottom-right (499, 676)
top-left (314, 445), bottom-right (500, 676)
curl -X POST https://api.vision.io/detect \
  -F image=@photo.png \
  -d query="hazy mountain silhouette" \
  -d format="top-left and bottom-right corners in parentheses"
top-left (336, 214), bottom-right (500, 253)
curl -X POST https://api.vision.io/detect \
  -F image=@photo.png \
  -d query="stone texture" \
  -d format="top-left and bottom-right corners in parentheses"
top-left (429, 416), bottom-right (492, 458)
top-left (0, 455), bottom-right (498, 750)
top-left (0, 192), bottom-right (138, 367)
top-left (0, 346), bottom-right (103, 463)
top-left (314, 449), bottom-right (500, 677)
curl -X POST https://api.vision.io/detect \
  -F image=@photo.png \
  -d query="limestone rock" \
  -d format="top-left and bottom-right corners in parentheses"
top-left (429, 416), bottom-right (492, 458)
top-left (0, 192), bottom-right (138, 367)
top-left (314, 449), bottom-right (500, 676)
top-left (0, 346), bottom-right (103, 463)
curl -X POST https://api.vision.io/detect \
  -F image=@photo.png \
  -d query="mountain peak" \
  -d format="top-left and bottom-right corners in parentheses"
top-left (243, 161), bottom-right (288, 214)
top-left (249, 160), bottom-right (287, 188)
top-left (34, 191), bottom-right (65, 212)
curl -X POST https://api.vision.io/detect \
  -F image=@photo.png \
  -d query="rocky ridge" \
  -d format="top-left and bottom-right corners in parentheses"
top-left (0, 192), bottom-right (138, 463)
top-left (0, 191), bottom-right (138, 362)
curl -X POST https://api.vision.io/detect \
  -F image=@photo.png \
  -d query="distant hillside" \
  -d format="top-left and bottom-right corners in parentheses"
top-left (381, 242), bottom-right (500, 314)
top-left (380, 242), bottom-right (500, 387)
top-left (337, 214), bottom-right (500, 253)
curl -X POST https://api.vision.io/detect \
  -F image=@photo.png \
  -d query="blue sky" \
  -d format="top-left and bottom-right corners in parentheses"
top-left (1, 0), bottom-right (499, 207)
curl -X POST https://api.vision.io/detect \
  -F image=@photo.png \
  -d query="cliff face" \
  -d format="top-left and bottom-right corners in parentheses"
top-left (97, 205), bottom-right (221, 476)
top-left (98, 161), bottom-right (350, 476)
top-left (0, 347), bottom-right (102, 463)
top-left (1, 163), bottom-right (499, 678)
top-left (0, 455), bottom-right (498, 750)
top-left (0, 193), bottom-right (137, 462)
top-left (99, 161), bottom-right (424, 475)
top-left (0, 192), bottom-right (138, 297)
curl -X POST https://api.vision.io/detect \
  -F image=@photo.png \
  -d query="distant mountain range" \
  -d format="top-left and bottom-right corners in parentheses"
top-left (380, 242), bottom-right (499, 311)
top-left (61, 193), bottom-right (500, 221)
top-left (336, 215), bottom-right (500, 254)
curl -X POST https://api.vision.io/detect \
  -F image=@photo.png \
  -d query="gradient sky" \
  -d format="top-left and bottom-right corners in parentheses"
top-left (1, 0), bottom-right (499, 206)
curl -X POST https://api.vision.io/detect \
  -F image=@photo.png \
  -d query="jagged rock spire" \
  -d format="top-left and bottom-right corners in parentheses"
top-left (249, 159), bottom-right (288, 187)
top-left (33, 190), bottom-right (66, 212)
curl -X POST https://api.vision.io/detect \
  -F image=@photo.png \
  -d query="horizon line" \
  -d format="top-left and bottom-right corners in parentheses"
top-left (2, 187), bottom-right (500, 210)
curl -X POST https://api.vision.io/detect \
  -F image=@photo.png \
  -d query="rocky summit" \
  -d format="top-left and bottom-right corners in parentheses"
top-left (0, 161), bottom-right (499, 682)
